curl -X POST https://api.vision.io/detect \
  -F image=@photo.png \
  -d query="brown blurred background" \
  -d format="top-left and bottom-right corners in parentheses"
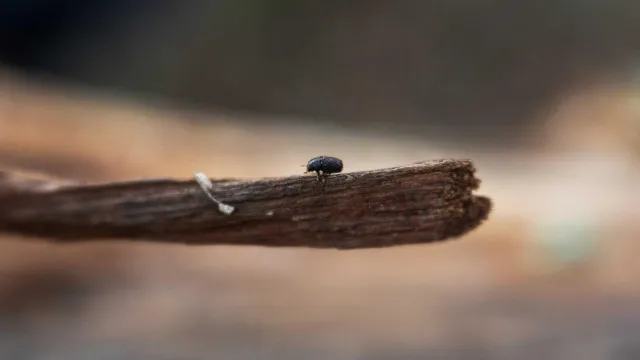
top-left (0, 1), bottom-right (639, 359)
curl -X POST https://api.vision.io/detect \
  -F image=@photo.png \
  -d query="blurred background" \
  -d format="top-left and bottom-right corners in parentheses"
top-left (0, 1), bottom-right (639, 359)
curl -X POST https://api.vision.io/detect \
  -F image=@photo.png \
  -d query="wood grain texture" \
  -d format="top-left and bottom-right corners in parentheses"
top-left (0, 159), bottom-right (491, 249)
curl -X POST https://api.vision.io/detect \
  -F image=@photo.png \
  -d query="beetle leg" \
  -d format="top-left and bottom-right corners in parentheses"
top-left (320, 173), bottom-right (329, 193)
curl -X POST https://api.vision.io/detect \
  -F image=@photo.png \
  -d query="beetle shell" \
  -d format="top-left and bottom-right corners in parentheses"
top-left (306, 156), bottom-right (343, 175)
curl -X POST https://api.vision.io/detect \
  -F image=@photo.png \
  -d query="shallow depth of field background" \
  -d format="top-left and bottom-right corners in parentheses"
top-left (0, 2), bottom-right (639, 359)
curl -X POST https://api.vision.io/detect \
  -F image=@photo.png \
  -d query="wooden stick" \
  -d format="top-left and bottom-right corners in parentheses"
top-left (0, 159), bottom-right (491, 249)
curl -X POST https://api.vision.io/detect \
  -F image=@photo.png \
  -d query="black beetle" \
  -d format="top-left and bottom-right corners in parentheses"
top-left (305, 156), bottom-right (343, 183)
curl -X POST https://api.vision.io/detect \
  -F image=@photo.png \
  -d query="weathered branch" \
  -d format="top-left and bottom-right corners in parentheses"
top-left (0, 159), bottom-right (491, 249)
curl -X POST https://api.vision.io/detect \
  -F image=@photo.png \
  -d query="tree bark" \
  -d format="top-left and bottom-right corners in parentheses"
top-left (0, 159), bottom-right (491, 249)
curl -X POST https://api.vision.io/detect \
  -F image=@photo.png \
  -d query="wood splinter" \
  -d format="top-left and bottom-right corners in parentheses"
top-left (0, 159), bottom-right (492, 249)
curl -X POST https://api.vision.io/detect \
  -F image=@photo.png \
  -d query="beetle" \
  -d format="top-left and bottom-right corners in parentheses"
top-left (305, 156), bottom-right (343, 183)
